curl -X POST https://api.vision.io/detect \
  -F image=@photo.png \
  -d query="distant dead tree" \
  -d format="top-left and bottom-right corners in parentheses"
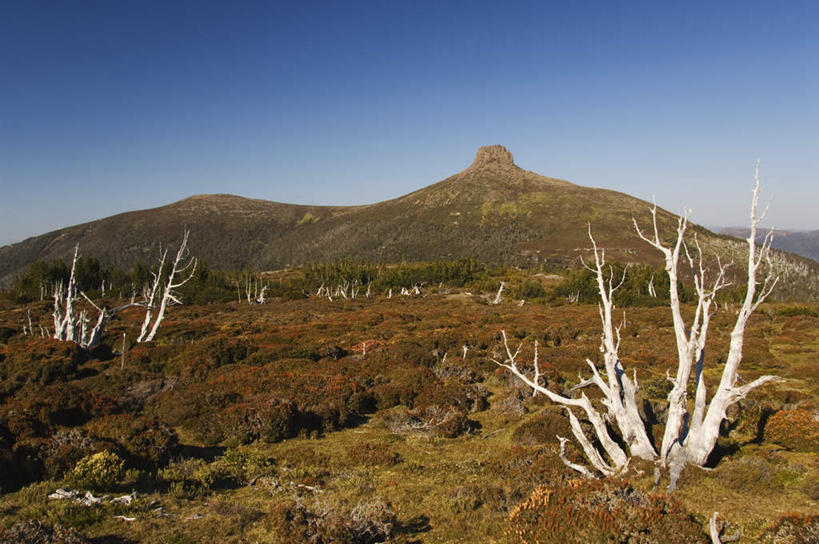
top-left (495, 165), bottom-right (778, 491)
top-left (491, 281), bottom-right (505, 304)
top-left (238, 272), bottom-right (268, 304)
top-left (51, 229), bottom-right (196, 348)
top-left (136, 228), bottom-right (197, 342)
top-left (52, 246), bottom-right (142, 349)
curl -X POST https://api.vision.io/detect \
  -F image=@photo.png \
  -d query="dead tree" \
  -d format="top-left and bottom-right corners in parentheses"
top-left (491, 281), bottom-right (505, 304)
top-left (240, 272), bottom-right (268, 304)
top-left (136, 229), bottom-right (197, 343)
top-left (495, 167), bottom-right (778, 487)
top-left (51, 246), bottom-right (142, 349)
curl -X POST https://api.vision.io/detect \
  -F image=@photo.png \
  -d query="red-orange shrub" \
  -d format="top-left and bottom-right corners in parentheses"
top-left (765, 409), bottom-right (819, 452)
top-left (507, 479), bottom-right (706, 544)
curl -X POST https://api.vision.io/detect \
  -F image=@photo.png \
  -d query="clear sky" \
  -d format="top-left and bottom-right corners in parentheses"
top-left (1, 1), bottom-right (817, 246)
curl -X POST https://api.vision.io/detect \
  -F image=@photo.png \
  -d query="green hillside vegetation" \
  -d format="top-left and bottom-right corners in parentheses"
top-left (7, 254), bottom-right (753, 310)
top-left (3, 146), bottom-right (817, 300)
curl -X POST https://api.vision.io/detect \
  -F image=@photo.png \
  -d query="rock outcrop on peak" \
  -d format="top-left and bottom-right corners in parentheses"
top-left (467, 145), bottom-right (517, 170)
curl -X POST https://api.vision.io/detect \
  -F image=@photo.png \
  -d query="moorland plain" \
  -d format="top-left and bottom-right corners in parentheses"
top-left (1, 282), bottom-right (817, 543)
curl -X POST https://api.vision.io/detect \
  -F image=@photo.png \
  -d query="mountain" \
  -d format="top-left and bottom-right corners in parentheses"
top-left (717, 227), bottom-right (819, 263)
top-left (2, 145), bottom-right (817, 299)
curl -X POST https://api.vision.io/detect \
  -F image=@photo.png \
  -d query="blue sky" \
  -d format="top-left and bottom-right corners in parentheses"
top-left (1, 1), bottom-right (817, 246)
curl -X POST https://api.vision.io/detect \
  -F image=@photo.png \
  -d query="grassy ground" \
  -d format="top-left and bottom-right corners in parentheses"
top-left (1, 293), bottom-right (817, 543)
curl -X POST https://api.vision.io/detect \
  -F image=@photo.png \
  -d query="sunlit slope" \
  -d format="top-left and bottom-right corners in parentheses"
top-left (2, 145), bottom-right (816, 298)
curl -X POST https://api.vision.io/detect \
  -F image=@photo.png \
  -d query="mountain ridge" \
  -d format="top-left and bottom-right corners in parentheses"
top-left (717, 227), bottom-right (819, 263)
top-left (2, 146), bottom-right (817, 299)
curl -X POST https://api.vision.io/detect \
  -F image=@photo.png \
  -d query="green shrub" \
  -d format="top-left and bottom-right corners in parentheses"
top-left (66, 451), bottom-right (124, 491)
top-left (719, 455), bottom-right (782, 493)
top-left (511, 410), bottom-right (571, 446)
top-left (86, 415), bottom-right (178, 470)
top-left (517, 280), bottom-right (547, 299)
top-left (160, 457), bottom-right (216, 498)
top-left (211, 448), bottom-right (277, 485)
top-left (777, 306), bottom-right (818, 318)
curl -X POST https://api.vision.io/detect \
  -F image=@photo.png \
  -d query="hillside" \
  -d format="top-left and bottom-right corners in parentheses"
top-left (2, 146), bottom-right (817, 298)
top-left (718, 227), bottom-right (819, 263)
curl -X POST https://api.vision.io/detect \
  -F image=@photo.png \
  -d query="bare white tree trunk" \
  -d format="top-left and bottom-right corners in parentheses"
top-left (50, 245), bottom-right (142, 349)
top-left (136, 228), bottom-right (197, 343)
top-left (491, 282), bottom-right (505, 304)
top-left (497, 169), bottom-right (778, 485)
top-left (138, 250), bottom-right (167, 341)
top-left (680, 165), bottom-right (779, 468)
top-left (256, 284), bottom-right (268, 304)
top-left (245, 274), bottom-right (253, 303)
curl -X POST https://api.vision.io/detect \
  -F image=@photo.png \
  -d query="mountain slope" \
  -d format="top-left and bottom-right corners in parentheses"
top-left (718, 227), bottom-right (819, 263)
top-left (2, 146), bottom-right (817, 299)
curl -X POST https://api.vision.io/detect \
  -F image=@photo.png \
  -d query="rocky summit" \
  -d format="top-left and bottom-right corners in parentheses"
top-left (466, 145), bottom-right (518, 171)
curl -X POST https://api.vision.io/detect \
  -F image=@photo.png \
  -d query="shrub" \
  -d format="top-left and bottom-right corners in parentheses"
top-left (151, 367), bottom-right (371, 443)
top-left (39, 428), bottom-right (98, 480)
top-left (392, 341), bottom-right (437, 368)
top-left (66, 451), bottom-right (124, 491)
top-left (0, 425), bottom-right (21, 491)
top-left (718, 455), bottom-right (782, 493)
top-left (211, 448), bottom-right (277, 485)
top-left (802, 473), bottom-right (819, 501)
top-left (160, 450), bottom-right (277, 497)
top-left (86, 415), bottom-right (178, 470)
top-left (511, 409), bottom-right (571, 446)
top-left (348, 499), bottom-right (396, 544)
top-left (517, 280), bottom-right (547, 299)
top-left (159, 457), bottom-right (216, 498)
top-left (765, 409), bottom-right (819, 452)
top-left (2, 384), bottom-right (118, 440)
top-left (346, 442), bottom-right (402, 467)
top-left (0, 339), bottom-right (84, 386)
top-left (0, 520), bottom-right (90, 544)
top-left (382, 405), bottom-right (472, 438)
top-left (221, 397), bottom-right (298, 444)
top-left (477, 447), bottom-right (574, 513)
top-left (507, 479), bottom-right (706, 544)
top-left (777, 306), bottom-right (818, 318)
top-left (760, 513), bottom-right (819, 544)
top-left (269, 497), bottom-right (395, 544)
